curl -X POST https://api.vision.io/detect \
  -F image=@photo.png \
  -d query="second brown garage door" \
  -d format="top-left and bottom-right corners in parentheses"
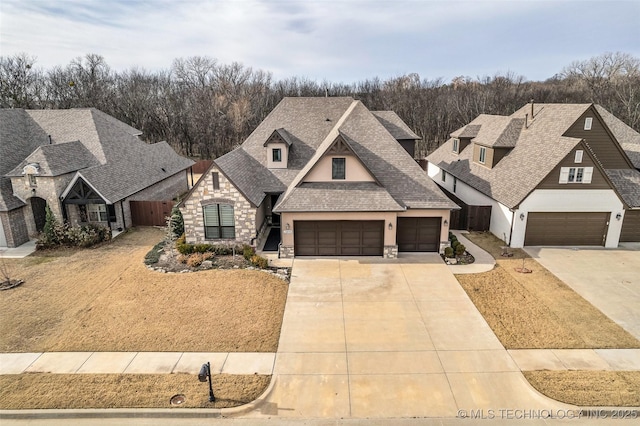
top-left (294, 221), bottom-right (384, 256)
top-left (397, 217), bottom-right (441, 252)
top-left (620, 210), bottom-right (640, 242)
top-left (524, 212), bottom-right (609, 246)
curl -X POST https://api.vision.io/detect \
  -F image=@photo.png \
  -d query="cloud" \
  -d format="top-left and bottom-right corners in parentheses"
top-left (1, 0), bottom-right (638, 83)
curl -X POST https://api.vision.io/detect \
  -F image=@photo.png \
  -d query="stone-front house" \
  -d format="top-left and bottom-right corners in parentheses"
top-left (0, 108), bottom-right (194, 248)
top-left (426, 102), bottom-right (640, 247)
top-left (180, 97), bottom-right (458, 258)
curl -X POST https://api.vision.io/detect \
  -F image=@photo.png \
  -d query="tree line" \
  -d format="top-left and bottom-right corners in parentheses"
top-left (1, 52), bottom-right (638, 159)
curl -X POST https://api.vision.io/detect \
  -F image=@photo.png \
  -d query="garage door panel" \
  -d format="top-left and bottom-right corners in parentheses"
top-left (620, 211), bottom-right (640, 242)
top-left (524, 212), bottom-right (608, 246)
top-left (294, 220), bottom-right (383, 256)
top-left (397, 217), bottom-right (441, 252)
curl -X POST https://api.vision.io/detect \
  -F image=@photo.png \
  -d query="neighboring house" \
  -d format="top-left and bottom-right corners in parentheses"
top-left (426, 102), bottom-right (640, 248)
top-left (0, 108), bottom-right (194, 248)
top-left (180, 97), bottom-right (458, 258)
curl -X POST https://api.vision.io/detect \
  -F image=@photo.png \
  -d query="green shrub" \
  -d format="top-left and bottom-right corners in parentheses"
top-left (444, 247), bottom-right (454, 258)
top-left (193, 243), bottom-right (213, 253)
top-left (243, 245), bottom-right (255, 261)
top-left (451, 240), bottom-right (460, 250)
top-left (144, 241), bottom-right (165, 265)
top-left (250, 254), bottom-right (269, 269)
top-left (448, 231), bottom-right (454, 240)
top-left (455, 243), bottom-right (466, 256)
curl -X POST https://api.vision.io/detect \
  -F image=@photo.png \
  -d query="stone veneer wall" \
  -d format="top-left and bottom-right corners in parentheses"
top-left (180, 166), bottom-right (257, 245)
top-left (0, 209), bottom-right (29, 248)
top-left (10, 173), bottom-right (75, 236)
top-left (383, 245), bottom-right (398, 259)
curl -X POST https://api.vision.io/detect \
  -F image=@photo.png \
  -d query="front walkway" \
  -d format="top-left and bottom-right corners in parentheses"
top-left (0, 240), bottom-right (36, 259)
top-left (243, 256), bottom-right (576, 419)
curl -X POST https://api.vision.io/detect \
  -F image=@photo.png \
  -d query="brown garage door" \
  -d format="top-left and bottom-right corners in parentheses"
top-left (397, 217), bottom-right (441, 252)
top-left (294, 221), bottom-right (384, 256)
top-left (620, 210), bottom-right (640, 242)
top-left (524, 212), bottom-right (609, 246)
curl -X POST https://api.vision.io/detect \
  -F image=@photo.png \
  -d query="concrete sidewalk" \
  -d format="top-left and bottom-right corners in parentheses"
top-left (0, 352), bottom-right (275, 375)
top-left (447, 230), bottom-right (496, 274)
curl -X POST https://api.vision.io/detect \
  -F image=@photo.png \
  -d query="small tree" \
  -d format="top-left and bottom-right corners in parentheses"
top-left (170, 204), bottom-right (184, 239)
top-left (40, 205), bottom-right (58, 247)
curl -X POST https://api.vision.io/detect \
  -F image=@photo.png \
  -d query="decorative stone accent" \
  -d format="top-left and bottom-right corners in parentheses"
top-left (383, 245), bottom-right (398, 259)
top-left (180, 166), bottom-right (257, 244)
top-left (279, 245), bottom-right (295, 259)
top-left (439, 241), bottom-right (450, 254)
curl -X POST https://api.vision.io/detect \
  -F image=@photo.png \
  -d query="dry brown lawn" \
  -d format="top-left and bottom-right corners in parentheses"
top-left (458, 232), bottom-right (640, 349)
top-left (0, 227), bottom-right (288, 352)
top-left (0, 373), bottom-right (269, 409)
top-left (524, 371), bottom-right (640, 407)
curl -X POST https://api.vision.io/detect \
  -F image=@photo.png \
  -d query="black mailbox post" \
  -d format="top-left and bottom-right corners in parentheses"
top-left (198, 362), bottom-right (215, 402)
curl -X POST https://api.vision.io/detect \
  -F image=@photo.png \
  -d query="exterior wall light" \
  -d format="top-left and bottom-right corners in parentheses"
top-left (519, 213), bottom-right (525, 221)
top-left (286, 223), bottom-right (290, 230)
top-left (616, 213), bottom-right (622, 220)
top-left (388, 222), bottom-right (393, 230)
top-left (443, 219), bottom-right (449, 226)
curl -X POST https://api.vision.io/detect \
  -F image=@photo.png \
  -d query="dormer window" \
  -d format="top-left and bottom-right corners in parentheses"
top-left (332, 158), bottom-right (346, 180)
top-left (479, 146), bottom-right (487, 164)
top-left (272, 148), bottom-right (282, 162)
top-left (28, 174), bottom-right (37, 187)
top-left (584, 117), bottom-right (593, 130)
top-left (264, 128), bottom-right (291, 169)
top-left (452, 138), bottom-right (459, 153)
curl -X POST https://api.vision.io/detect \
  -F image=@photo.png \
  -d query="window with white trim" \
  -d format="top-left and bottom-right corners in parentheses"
top-left (574, 150), bottom-right (583, 163)
top-left (272, 148), bottom-right (282, 162)
top-left (28, 174), bottom-right (37, 187)
top-left (203, 203), bottom-right (235, 239)
top-left (452, 138), bottom-right (459, 153)
top-left (332, 158), bottom-right (346, 180)
top-left (87, 204), bottom-right (108, 222)
top-left (559, 167), bottom-right (593, 184)
top-left (584, 117), bottom-right (593, 130)
top-left (479, 146), bottom-right (486, 164)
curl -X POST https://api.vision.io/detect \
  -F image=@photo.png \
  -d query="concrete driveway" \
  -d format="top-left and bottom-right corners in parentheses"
top-left (525, 245), bottom-right (640, 340)
top-left (245, 255), bottom-right (572, 419)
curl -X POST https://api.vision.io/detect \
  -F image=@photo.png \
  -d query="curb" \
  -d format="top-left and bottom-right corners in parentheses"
top-left (0, 375), bottom-right (278, 420)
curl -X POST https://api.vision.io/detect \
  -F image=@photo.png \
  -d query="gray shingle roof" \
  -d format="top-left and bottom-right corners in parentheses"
top-left (209, 97), bottom-right (456, 213)
top-left (275, 182), bottom-right (404, 212)
top-left (372, 111), bottom-right (420, 140)
top-left (2, 107), bottom-right (194, 206)
top-left (595, 105), bottom-right (640, 169)
top-left (6, 141), bottom-right (99, 177)
top-left (0, 109), bottom-right (48, 211)
top-left (606, 169), bottom-right (640, 207)
top-left (453, 115), bottom-right (524, 148)
top-left (428, 104), bottom-right (593, 208)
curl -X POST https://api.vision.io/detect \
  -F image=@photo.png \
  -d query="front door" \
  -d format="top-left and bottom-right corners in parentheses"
top-left (31, 197), bottom-right (47, 233)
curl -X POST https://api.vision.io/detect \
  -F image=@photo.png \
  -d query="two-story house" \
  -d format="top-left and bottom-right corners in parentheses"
top-left (426, 102), bottom-right (640, 247)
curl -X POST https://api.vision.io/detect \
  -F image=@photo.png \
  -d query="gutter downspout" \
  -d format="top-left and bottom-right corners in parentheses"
top-left (508, 209), bottom-right (516, 246)
top-left (121, 201), bottom-right (127, 230)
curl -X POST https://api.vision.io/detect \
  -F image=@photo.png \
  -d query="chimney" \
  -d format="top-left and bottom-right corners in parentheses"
top-left (530, 99), bottom-right (534, 118)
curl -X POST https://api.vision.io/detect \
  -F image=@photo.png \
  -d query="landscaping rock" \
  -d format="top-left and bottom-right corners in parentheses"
top-left (201, 260), bottom-right (213, 269)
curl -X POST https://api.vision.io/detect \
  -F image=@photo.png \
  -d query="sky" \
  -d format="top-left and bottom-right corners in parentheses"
top-left (1, 0), bottom-right (639, 84)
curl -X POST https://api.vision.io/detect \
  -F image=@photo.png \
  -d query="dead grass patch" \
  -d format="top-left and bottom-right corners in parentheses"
top-left (0, 227), bottom-right (288, 353)
top-left (459, 232), bottom-right (640, 349)
top-left (523, 371), bottom-right (640, 407)
top-left (0, 374), bottom-right (269, 409)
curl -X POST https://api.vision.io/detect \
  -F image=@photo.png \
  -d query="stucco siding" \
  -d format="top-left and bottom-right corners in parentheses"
top-left (304, 154), bottom-right (375, 182)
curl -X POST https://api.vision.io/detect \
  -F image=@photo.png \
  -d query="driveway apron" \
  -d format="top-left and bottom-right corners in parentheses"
top-left (244, 255), bottom-right (573, 419)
